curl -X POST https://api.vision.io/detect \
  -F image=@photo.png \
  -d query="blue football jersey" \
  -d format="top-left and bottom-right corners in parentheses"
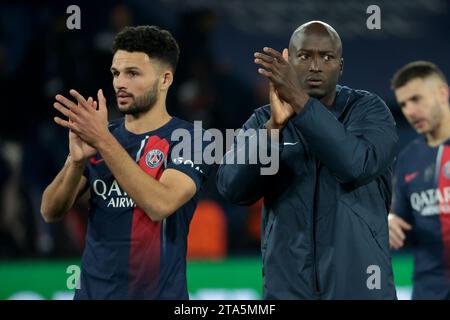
top-left (393, 137), bottom-right (450, 299)
top-left (74, 117), bottom-right (211, 299)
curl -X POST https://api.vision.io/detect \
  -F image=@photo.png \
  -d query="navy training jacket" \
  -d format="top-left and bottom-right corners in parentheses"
top-left (217, 85), bottom-right (398, 299)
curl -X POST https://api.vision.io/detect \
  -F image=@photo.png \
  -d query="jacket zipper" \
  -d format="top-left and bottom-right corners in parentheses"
top-left (312, 159), bottom-right (321, 298)
top-left (309, 91), bottom-right (350, 298)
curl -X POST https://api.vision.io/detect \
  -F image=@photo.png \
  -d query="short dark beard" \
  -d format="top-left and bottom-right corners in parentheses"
top-left (118, 81), bottom-right (159, 115)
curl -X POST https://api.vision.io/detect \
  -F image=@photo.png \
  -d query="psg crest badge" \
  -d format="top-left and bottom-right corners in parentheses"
top-left (145, 149), bottom-right (165, 168)
top-left (444, 161), bottom-right (450, 179)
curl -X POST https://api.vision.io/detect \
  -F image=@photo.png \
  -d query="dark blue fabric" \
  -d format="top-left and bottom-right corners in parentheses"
top-left (393, 137), bottom-right (450, 299)
top-left (74, 117), bottom-right (211, 300)
top-left (217, 85), bottom-right (398, 299)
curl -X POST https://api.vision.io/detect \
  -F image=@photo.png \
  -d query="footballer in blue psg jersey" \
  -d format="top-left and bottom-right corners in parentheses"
top-left (390, 61), bottom-right (450, 299)
top-left (41, 26), bottom-right (211, 299)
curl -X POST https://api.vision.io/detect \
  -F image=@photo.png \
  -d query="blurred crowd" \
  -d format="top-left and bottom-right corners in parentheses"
top-left (0, 1), bottom-right (273, 259)
top-left (0, 1), bottom-right (421, 259)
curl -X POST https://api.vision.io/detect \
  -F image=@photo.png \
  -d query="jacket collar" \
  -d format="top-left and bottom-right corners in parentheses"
top-left (330, 85), bottom-right (352, 119)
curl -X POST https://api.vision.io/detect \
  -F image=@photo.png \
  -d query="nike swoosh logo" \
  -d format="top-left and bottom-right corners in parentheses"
top-left (283, 142), bottom-right (299, 146)
top-left (89, 157), bottom-right (104, 165)
top-left (404, 171), bottom-right (419, 183)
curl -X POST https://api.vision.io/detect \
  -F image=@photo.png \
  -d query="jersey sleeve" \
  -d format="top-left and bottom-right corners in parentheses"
top-left (391, 153), bottom-right (413, 223)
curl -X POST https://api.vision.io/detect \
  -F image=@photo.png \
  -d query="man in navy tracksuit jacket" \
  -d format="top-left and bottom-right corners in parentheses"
top-left (216, 21), bottom-right (398, 299)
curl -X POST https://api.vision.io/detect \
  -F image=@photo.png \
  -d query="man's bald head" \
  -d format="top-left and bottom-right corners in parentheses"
top-left (290, 21), bottom-right (342, 57)
top-left (287, 21), bottom-right (343, 106)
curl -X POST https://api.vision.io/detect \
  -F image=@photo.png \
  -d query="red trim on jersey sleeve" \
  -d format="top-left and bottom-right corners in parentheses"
top-left (128, 136), bottom-right (170, 298)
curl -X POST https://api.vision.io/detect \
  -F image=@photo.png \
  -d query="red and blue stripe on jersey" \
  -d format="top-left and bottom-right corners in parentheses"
top-left (74, 117), bottom-right (208, 299)
top-left (393, 137), bottom-right (450, 299)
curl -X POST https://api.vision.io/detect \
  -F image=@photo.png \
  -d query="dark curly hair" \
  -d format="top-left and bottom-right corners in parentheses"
top-left (391, 61), bottom-right (447, 90)
top-left (112, 25), bottom-right (180, 73)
